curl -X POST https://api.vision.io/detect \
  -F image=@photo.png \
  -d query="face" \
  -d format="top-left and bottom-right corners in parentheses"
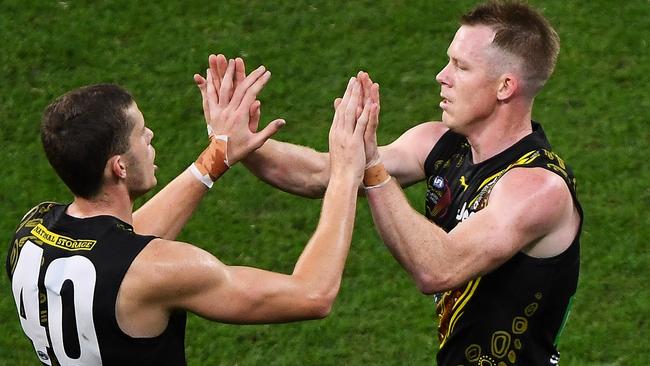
top-left (122, 102), bottom-right (157, 197)
top-left (436, 25), bottom-right (502, 133)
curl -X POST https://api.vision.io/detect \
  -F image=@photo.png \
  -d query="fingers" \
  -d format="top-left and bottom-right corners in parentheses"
top-left (332, 77), bottom-right (355, 131)
top-left (205, 69), bottom-right (219, 122)
top-left (194, 73), bottom-right (211, 129)
top-left (218, 59), bottom-right (236, 107)
top-left (371, 82), bottom-right (380, 108)
top-left (355, 100), bottom-right (372, 136)
top-left (230, 65), bottom-right (267, 108)
top-left (235, 57), bottom-right (246, 88)
top-left (210, 54), bottom-right (227, 82)
top-left (358, 71), bottom-right (373, 102)
top-left (353, 103), bottom-right (372, 142)
top-left (344, 79), bottom-right (361, 132)
top-left (235, 70), bottom-right (271, 116)
top-left (368, 83), bottom-right (380, 132)
top-left (208, 54), bottom-right (228, 101)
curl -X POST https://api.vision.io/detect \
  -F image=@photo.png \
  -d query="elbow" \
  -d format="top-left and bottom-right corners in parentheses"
top-left (312, 298), bottom-right (334, 319)
top-left (298, 171), bottom-right (329, 199)
top-left (303, 286), bottom-right (339, 319)
top-left (413, 271), bottom-right (454, 295)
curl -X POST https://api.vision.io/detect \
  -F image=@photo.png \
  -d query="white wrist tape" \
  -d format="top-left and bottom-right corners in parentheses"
top-left (363, 176), bottom-right (392, 190)
top-left (190, 163), bottom-right (214, 188)
top-left (190, 134), bottom-right (231, 189)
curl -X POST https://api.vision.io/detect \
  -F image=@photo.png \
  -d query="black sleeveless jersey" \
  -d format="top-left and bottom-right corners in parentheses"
top-left (6, 202), bottom-right (187, 365)
top-left (423, 122), bottom-right (582, 366)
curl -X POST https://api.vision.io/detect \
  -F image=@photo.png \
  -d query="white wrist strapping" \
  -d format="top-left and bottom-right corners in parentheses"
top-left (190, 163), bottom-right (214, 188)
top-left (363, 176), bottom-right (392, 190)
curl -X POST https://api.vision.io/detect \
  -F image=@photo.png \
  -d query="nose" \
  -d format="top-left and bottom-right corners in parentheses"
top-left (436, 63), bottom-right (450, 86)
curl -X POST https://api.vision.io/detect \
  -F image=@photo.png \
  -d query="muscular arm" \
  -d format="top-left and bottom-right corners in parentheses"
top-left (120, 171), bottom-right (358, 335)
top-left (243, 121), bottom-right (447, 196)
top-left (366, 167), bottom-right (579, 294)
top-left (119, 74), bottom-right (370, 334)
top-left (133, 56), bottom-right (282, 240)
top-left (242, 139), bottom-right (330, 198)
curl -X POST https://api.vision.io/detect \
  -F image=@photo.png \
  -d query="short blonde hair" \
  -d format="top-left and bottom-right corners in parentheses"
top-left (461, 0), bottom-right (560, 95)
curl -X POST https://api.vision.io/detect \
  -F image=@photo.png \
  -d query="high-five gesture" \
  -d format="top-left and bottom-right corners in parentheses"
top-left (357, 71), bottom-right (381, 168)
top-left (328, 77), bottom-right (375, 183)
top-left (193, 54), bottom-right (285, 165)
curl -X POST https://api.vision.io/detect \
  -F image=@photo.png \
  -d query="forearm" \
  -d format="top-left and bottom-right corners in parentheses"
top-left (133, 168), bottom-right (208, 240)
top-left (242, 139), bottom-right (330, 198)
top-left (291, 173), bottom-right (358, 301)
top-left (366, 178), bottom-right (452, 293)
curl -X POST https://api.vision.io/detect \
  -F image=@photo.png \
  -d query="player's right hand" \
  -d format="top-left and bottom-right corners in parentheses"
top-left (328, 77), bottom-right (375, 184)
top-left (194, 55), bottom-right (285, 165)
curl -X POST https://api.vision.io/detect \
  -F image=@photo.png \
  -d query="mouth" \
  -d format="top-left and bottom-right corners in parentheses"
top-left (439, 95), bottom-right (451, 109)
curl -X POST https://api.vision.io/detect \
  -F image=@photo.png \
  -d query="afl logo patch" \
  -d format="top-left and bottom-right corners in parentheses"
top-left (426, 176), bottom-right (452, 219)
top-left (433, 176), bottom-right (445, 189)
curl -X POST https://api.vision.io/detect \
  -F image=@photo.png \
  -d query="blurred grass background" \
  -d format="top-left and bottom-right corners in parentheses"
top-left (1, 0), bottom-right (648, 364)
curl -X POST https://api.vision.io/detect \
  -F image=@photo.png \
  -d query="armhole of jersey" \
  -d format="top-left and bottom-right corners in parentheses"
top-left (111, 235), bottom-right (162, 341)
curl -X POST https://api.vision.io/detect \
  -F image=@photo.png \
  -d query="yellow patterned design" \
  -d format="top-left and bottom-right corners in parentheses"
top-left (440, 277), bottom-right (482, 348)
top-left (468, 150), bottom-right (542, 209)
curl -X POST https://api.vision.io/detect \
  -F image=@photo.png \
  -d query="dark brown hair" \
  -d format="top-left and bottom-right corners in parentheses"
top-left (41, 84), bottom-right (134, 198)
top-left (461, 0), bottom-right (560, 94)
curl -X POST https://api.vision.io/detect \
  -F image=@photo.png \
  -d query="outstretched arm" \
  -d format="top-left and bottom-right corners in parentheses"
top-left (133, 56), bottom-right (283, 239)
top-left (194, 55), bottom-right (330, 198)
top-left (121, 77), bottom-right (372, 331)
top-left (133, 169), bottom-right (208, 240)
top-left (242, 139), bottom-right (331, 198)
top-left (196, 63), bottom-right (434, 197)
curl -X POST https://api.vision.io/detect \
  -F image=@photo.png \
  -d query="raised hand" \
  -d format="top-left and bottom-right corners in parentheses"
top-left (357, 71), bottom-right (381, 168)
top-left (195, 55), bottom-right (272, 137)
top-left (194, 55), bottom-right (285, 165)
top-left (329, 77), bottom-right (375, 183)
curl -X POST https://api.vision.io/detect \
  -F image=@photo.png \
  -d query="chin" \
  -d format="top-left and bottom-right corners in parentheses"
top-left (441, 113), bottom-right (455, 129)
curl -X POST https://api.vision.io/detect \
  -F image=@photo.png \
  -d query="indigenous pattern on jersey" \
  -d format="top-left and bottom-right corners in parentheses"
top-left (6, 203), bottom-right (187, 365)
top-left (423, 122), bottom-right (582, 366)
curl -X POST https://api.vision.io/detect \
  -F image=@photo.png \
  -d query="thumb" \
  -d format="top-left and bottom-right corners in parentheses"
top-left (254, 119), bottom-right (286, 147)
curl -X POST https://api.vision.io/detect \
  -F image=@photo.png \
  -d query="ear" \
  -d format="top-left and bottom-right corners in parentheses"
top-left (497, 73), bottom-right (518, 101)
top-left (108, 155), bottom-right (127, 179)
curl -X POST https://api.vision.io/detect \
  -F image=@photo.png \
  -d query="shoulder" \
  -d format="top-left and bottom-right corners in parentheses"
top-left (20, 202), bottom-right (60, 222)
top-left (124, 239), bottom-right (228, 304)
top-left (381, 121), bottom-right (449, 185)
top-left (491, 167), bottom-right (574, 237)
top-left (388, 121), bottom-right (449, 150)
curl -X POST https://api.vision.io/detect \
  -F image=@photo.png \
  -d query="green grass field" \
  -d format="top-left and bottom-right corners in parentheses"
top-left (1, 0), bottom-right (648, 364)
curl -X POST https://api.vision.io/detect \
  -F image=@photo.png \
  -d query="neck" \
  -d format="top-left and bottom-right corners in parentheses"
top-left (67, 185), bottom-right (134, 224)
top-left (466, 101), bottom-right (533, 164)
